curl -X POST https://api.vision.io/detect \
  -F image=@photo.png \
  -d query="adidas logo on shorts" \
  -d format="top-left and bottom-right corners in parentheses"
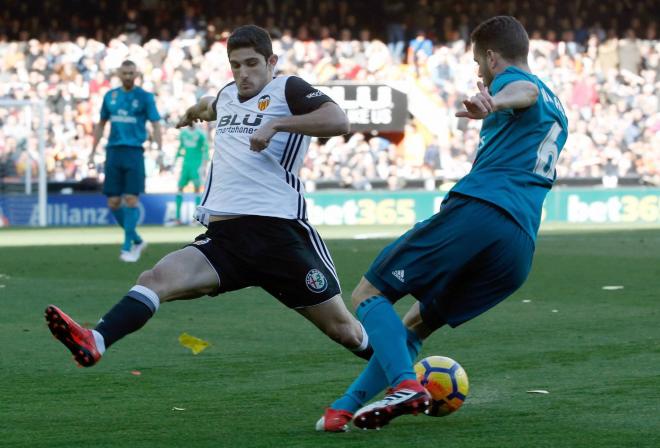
top-left (392, 269), bottom-right (405, 282)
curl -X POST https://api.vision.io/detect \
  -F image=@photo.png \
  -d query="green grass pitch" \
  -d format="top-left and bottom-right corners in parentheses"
top-left (0, 226), bottom-right (659, 447)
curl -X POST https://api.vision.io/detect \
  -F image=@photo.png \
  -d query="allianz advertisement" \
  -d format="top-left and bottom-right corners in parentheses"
top-left (1, 187), bottom-right (660, 227)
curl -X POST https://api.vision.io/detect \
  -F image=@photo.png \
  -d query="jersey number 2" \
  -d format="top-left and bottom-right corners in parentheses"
top-left (533, 121), bottom-right (561, 179)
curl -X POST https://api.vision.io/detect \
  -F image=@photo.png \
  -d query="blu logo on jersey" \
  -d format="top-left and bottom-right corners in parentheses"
top-left (217, 114), bottom-right (264, 127)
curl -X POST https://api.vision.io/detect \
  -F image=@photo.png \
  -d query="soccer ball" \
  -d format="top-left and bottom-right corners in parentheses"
top-left (414, 355), bottom-right (469, 417)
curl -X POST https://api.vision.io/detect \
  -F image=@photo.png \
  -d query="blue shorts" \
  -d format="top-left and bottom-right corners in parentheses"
top-left (103, 146), bottom-right (145, 197)
top-left (365, 193), bottom-right (534, 329)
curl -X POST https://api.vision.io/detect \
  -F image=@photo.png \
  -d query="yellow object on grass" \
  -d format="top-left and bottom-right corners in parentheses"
top-left (178, 332), bottom-right (210, 355)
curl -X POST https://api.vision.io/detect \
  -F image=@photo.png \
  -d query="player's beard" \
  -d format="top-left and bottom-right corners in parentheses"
top-left (238, 83), bottom-right (253, 96)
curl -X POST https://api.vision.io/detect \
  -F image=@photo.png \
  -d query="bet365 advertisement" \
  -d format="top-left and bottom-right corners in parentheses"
top-left (1, 188), bottom-right (659, 227)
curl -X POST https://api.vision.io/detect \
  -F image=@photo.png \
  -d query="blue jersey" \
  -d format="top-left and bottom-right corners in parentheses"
top-left (451, 66), bottom-right (568, 240)
top-left (100, 86), bottom-right (161, 149)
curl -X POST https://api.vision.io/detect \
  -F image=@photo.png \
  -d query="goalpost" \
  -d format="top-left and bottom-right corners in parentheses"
top-left (0, 99), bottom-right (47, 227)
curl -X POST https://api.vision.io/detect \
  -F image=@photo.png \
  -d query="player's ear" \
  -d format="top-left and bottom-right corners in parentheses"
top-left (267, 54), bottom-right (278, 68)
top-left (486, 49), bottom-right (498, 70)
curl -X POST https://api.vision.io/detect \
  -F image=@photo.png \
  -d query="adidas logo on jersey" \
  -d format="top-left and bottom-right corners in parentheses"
top-left (306, 90), bottom-right (324, 98)
top-left (392, 270), bottom-right (405, 282)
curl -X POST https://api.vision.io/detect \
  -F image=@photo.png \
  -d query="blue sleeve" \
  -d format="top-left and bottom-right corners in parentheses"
top-left (100, 93), bottom-right (110, 120)
top-left (489, 69), bottom-right (530, 95)
top-left (145, 93), bottom-right (161, 121)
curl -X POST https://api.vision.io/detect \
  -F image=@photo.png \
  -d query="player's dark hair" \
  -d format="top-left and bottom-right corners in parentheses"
top-left (471, 16), bottom-right (529, 62)
top-left (227, 25), bottom-right (273, 61)
top-left (121, 60), bottom-right (137, 68)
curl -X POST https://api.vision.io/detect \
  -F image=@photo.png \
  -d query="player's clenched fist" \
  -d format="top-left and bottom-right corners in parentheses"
top-left (249, 121), bottom-right (277, 151)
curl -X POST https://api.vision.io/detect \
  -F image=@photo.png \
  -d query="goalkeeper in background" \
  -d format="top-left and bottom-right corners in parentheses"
top-left (173, 124), bottom-right (208, 224)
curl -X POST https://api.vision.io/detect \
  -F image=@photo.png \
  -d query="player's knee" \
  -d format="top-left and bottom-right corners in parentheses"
top-left (107, 197), bottom-right (121, 209)
top-left (136, 268), bottom-right (167, 300)
top-left (350, 286), bottom-right (370, 310)
top-left (350, 277), bottom-right (380, 310)
top-left (350, 292), bottom-right (360, 310)
top-left (123, 195), bottom-right (139, 207)
top-left (325, 321), bottom-right (362, 349)
top-left (136, 269), bottom-right (156, 288)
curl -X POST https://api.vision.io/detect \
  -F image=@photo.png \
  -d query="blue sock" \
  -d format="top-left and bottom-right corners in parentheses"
top-left (331, 329), bottom-right (422, 412)
top-left (111, 207), bottom-right (124, 228)
top-left (94, 286), bottom-right (159, 348)
top-left (356, 296), bottom-right (416, 386)
top-left (123, 206), bottom-right (141, 249)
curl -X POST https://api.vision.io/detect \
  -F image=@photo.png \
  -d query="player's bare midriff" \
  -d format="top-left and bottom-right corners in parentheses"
top-left (209, 215), bottom-right (245, 222)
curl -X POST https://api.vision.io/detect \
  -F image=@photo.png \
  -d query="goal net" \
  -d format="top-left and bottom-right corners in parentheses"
top-left (0, 100), bottom-right (47, 227)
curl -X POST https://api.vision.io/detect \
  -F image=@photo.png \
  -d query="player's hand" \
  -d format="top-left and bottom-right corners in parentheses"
top-left (249, 122), bottom-right (277, 152)
top-left (176, 109), bottom-right (198, 128)
top-left (455, 81), bottom-right (495, 120)
top-left (87, 153), bottom-right (96, 170)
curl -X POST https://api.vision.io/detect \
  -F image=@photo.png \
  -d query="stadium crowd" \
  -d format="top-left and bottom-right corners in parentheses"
top-left (0, 0), bottom-right (659, 191)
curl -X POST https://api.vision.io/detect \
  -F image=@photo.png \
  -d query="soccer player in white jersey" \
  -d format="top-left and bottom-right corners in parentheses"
top-left (45, 25), bottom-right (373, 372)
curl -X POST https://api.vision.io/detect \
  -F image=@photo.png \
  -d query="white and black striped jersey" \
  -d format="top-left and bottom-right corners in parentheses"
top-left (194, 75), bottom-right (335, 225)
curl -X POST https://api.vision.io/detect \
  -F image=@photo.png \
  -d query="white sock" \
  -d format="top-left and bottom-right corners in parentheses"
top-left (352, 322), bottom-right (369, 352)
top-left (129, 285), bottom-right (160, 313)
top-left (92, 330), bottom-right (106, 355)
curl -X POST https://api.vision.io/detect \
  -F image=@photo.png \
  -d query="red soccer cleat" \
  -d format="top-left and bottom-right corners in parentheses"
top-left (45, 305), bottom-right (101, 367)
top-left (315, 408), bottom-right (354, 432)
top-left (352, 379), bottom-right (430, 430)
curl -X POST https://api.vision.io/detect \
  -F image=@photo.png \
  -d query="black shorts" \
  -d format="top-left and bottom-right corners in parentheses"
top-left (187, 216), bottom-right (341, 308)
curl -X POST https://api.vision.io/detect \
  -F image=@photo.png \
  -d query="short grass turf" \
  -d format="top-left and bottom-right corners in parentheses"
top-left (0, 228), bottom-right (659, 447)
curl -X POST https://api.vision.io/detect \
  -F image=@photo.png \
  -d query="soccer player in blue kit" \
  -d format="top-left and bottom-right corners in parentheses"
top-left (317, 15), bottom-right (569, 432)
top-left (90, 60), bottom-right (162, 262)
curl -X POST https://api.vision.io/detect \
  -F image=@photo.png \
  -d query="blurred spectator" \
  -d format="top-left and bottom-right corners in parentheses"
top-left (383, 0), bottom-right (406, 64)
top-left (618, 29), bottom-right (642, 74)
top-left (407, 30), bottom-right (434, 67)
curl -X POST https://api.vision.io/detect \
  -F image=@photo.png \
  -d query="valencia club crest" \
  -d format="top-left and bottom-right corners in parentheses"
top-left (257, 94), bottom-right (271, 111)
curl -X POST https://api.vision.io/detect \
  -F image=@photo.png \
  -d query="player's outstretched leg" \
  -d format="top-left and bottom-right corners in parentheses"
top-left (46, 248), bottom-right (218, 368)
top-left (352, 379), bottom-right (430, 430)
top-left (350, 293), bottom-right (430, 429)
top-left (45, 305), bottom-right (102, 367)
top-left (316, 328), bottom-right (423, 432)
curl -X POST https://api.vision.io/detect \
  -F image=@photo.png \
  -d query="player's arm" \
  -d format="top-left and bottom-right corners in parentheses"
top-left (173, 134), bottom-right (186, 170)
top-left (456, 80), bottom-right (538, 120)
top-left (151, 120), bottom-right (162, 151)
top-left (250, 102), bottom-right (348, 151)
top-left (269, 101), bottom-right (348, 135)
top-left (249, 76), bottom-right (349, 151)
top-left (492, 80), bottom-right (538, 111)
top-left (201, 132), bottom-right (209, 161)
top-left (90, 93), bottom-right (111, 165)
top-left (175, 136), bottom-right (184, 159)
top-left (89, 119), bottom-right (108, 166)
top-left (146, 92), bottom-right (163, 151)
top-left (198, 132), bottom-right (209, 177)
top-left (275, 102), bottom-right (349, 136)
top-left (176, 96), bottom-right (217, 128)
